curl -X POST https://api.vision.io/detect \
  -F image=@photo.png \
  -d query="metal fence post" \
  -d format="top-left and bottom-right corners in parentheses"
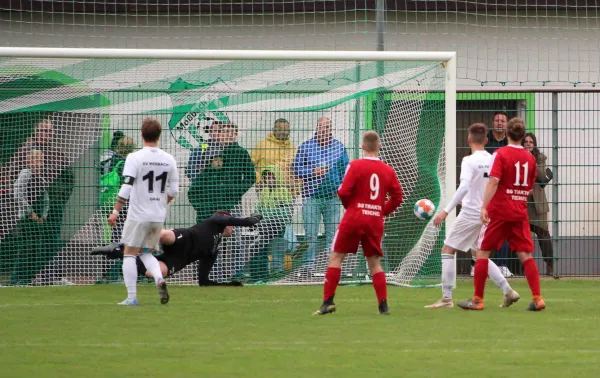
top-left (551, 92), bottom-right (560, 276)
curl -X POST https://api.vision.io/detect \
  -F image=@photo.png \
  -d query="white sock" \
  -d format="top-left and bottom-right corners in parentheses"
top-left (139, 253), bottom-right (164, 285)
top-left (487, 259), bottom-right (512, 294)
top-left (441, 253), bottom-right (455, 299)
top-left (122, 255), bottom-right (138, 300)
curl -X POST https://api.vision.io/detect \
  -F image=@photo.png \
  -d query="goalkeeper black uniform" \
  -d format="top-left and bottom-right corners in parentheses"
top-left (92, 213), bottom-right (262, 286)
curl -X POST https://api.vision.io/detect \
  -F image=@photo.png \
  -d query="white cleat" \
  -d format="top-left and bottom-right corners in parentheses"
top-left (424, 297), bottom-right (454, 309)
top-left (118, 298), bottom-right (139, 306)
top-left (499, 266), bottom-right (514, 278)
top-left (500, 289), bottom-right (520, 308)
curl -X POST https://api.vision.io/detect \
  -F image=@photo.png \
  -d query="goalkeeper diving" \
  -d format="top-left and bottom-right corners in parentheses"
top-left (91, 211), bottom-right (262, 286)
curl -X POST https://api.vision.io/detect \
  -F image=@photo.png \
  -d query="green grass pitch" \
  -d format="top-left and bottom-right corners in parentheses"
top-left (1, 280), bottom-right (597, 378)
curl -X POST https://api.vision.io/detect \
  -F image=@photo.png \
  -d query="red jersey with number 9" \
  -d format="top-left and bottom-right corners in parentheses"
top-left (487, 145), bottom-right (537, 221)
top-left (337, 157), bottom-right (403, 232)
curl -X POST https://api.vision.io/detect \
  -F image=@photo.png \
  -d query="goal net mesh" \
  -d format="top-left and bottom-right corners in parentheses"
top-left (0, 56), bottom-right (448, 287)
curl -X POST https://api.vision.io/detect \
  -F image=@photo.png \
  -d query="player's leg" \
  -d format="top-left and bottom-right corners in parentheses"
top-left (425, 244), bottom-right (455, 308)
top-left (136, 222), bottom-right (169, 304)
top-left (360, 232), bottom-right (389, 314)
top-left (457, 219), bottom-right (505, 310)
top-left (314, 228), bottom-right (358, 315)
top-left (427, 215), bottom-right (480, 308)
top-left (120, 244), bottom-right (141, 306)
top-left (511, 221), bottom-right (545, 311)
top-left (142, 259), bottom-right (168, 279)
top-left (484, 251), bottom-right (520, 307)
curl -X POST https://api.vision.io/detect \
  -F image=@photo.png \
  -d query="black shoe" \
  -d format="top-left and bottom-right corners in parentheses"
top-left (90, 243), bottom-right (123, 260)
top-left (379, 299), bottom-right (390, 315)
top-left (313, 302), bottom-right (336, 315)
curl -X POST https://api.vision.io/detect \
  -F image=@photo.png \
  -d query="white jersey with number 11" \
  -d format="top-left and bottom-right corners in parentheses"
top-left (122, 146), bottom-right (179, 222)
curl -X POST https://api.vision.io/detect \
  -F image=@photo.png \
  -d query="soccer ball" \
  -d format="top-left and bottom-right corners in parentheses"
top-left (414, 199), bottom-right (436, 220)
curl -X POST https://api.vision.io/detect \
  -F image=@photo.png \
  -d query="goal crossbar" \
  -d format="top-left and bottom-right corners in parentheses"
top-left (0, 47), bottom-right (456, 62)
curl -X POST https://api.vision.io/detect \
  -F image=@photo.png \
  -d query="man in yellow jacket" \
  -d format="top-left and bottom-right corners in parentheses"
top-left (251, 118), bottom-right (299, 194)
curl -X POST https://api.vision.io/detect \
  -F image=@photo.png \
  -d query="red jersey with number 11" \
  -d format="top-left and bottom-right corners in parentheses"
top-left (337, 157), bottom-right (403, 232)
top-left (487, 145), bottom-right (537, 221)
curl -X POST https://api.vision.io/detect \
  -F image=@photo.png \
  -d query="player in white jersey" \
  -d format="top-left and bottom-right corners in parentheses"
top-left (425, 123), bottom-right (520, 309)
top-left (107, 118), bottom-right (180, 306)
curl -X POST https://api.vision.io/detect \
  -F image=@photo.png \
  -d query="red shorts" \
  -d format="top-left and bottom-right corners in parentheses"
top-left (331, 227), bottom-right (383, 257)
top-left (478, 218), bottom-right (534, 253)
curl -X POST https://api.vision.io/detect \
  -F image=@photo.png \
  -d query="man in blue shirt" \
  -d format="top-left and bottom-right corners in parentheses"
top-left (293, 117), bottom-right (349, 273)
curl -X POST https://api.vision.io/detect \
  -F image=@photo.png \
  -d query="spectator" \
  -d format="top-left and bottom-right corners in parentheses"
top-left (483, 111), bottom-right (512, 277)
top-left (11, 149), bottom-right (49, 285)
top-left (101, 136), bottom-right (136, 242)
top-left (293, 117), bottom-right (349, 274)
top-left (251, 118), bottom-right (298, 192)
top-left (96, 136), bottom-right (136, 284)
top-left (246, 166), bottom-right (294, 282)
top-left (187, 123), bottom-right (255, 279)
top-left (99, 130), bottom-right (125, 175)
top-left (186, 121), bottom-right (223, 181)
top-left (484, 112), bottom-right (508, 154)
top-left (523, 132), bottom-right (557, 277)
top-left (188, 123), bottom-right (255, 223)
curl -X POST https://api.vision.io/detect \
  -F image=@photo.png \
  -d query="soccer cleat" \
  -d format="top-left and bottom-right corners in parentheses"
top-left (499, 266), bottom-right (514, 278)
top-left (526, 296), bottom-right (546, 311)
top-left (425, 297), bottom-right (454, 309)
top-left (500, 289), bottom-right (520, 308)
top-left (457, 296), bottom-right (484, 310)
top-left (90, 242), bottom-right (123, 260)
top-left (378, 299), bottom-right (390, 315)
top-left (118, 298), bottom-right (138, 306)
top-left (313, 301), bottom-right (336, 315)
top-left (157, 279), bottom-right (169, 304)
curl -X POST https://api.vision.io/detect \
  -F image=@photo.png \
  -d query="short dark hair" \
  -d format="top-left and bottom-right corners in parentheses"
top-left (506, 117), bottom-right (526, 142)
top-left (141, 118), bottom-right (162, 142)
top-left (468, 123), bottom-right (487, 144)
top-left (493, 112), bottom-right (508, 120)
top-left (274, 118), bottom-right (289, 125)
top-left (362, 130), bottom-right (381, 153)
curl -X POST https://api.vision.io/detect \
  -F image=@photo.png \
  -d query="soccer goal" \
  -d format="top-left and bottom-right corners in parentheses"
top-left (0, 47), bottom-right (455, 288)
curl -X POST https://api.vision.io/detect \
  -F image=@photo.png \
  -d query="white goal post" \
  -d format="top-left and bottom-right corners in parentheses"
top-left (0, 47), bottom-right (456, 287)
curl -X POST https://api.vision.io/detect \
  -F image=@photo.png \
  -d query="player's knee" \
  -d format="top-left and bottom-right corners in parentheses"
top-left (329, 252), bottom-right (345, 267)
top-left (441, 245), bottom-right (456, 255)
top-left (366, 256), bottom-right (382, 274)
top-left (517, 252), bottom-right (533, 263)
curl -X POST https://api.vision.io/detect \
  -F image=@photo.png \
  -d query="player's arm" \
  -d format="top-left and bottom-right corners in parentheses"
top-left (383, 170), bottom-right (403, 216)
top-left (211, 213), bottom-right (263, 227)
top-left (440, 158), bottom-right (473, 215)
top-left (108, 155), bottom-right (136, 225)
top-left (167, 157), bottom-right (180, 203)
top-left (337, 163), bottom-right (357, 209)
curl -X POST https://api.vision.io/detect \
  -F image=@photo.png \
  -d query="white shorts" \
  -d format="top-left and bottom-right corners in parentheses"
top-left (444, 212), bottom-right (483, 253)
top-left (120, 219), bottom-right (163, 250)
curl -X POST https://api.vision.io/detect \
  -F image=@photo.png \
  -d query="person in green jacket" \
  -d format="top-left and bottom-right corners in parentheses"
top-left (187, 123), bottom-right (255, 278)
top-left (247, 166), bottom-right (294, 282)
top-left (188, 123), bottom-right (255, 223)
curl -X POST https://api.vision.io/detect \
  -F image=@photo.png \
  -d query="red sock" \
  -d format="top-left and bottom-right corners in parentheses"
top-left (474, 258), bottom-right (489, 299)
top-left (372, 271), bottom-right (387, 305)
top-left (523, 258), bottom-right (541, 297)
top-left (323, 267), bottom-right (341, 302)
